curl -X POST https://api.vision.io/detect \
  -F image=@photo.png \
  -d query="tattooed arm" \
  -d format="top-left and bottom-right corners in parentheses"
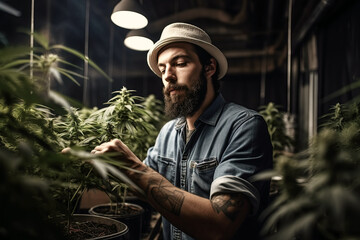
top-left (92, 139), bottom-right (251, 240)
top-left (135, 164), bottom-right (251, 240)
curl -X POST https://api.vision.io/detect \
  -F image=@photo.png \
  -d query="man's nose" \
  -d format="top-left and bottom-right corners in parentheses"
top-left (163, 67), bottom-right (176, 83)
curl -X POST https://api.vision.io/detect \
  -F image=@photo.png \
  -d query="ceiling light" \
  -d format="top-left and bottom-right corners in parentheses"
top-left (111, 0), bottom-right (148, 29)
top-left (124, 29), bottom-right (154, 51)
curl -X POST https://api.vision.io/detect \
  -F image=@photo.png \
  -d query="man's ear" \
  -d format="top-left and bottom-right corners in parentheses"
top-left (204, 58), bottom-right (217, 78)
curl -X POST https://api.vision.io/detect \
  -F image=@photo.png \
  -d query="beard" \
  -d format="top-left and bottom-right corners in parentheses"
top-left (163, 71), bottom-right (207, 119)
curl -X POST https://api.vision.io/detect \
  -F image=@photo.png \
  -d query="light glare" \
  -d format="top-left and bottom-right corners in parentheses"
top-left (111, 11), bottom-right (148, 29)
top-left (124, 35), bottom-right (154, 51)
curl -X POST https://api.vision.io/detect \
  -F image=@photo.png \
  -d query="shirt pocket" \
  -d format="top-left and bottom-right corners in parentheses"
top-left (189, 157), bottom-right (218, 196)
top-left (157, 156), bottom-right (176, 184)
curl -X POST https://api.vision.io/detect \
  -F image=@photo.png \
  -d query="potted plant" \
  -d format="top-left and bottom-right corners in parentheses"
top-left (88, 183), bottom-right (144, 240)
top-left (0, 35), bottom-right (141, 239)
top-left (71, 88), bottom-right (165, 240)
top-left (0, 75), bottom-right (131, 240)
top-left (45, 61), bottom-right (165, 239)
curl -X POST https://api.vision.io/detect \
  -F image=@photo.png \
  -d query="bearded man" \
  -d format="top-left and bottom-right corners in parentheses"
top-left (92, 23), bottom-right (273, 240)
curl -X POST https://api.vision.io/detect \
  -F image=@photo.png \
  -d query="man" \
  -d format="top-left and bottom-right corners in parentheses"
top-left (92, 23), bottom-right (273, 240)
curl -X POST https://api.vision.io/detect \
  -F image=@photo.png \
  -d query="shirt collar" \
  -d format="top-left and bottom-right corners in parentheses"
top-left (174, 94), bottom-right (227, 130)
top-left (175, 117), bottom-right (186, 130)
top-left (196, 94), bottom-right (226, 127)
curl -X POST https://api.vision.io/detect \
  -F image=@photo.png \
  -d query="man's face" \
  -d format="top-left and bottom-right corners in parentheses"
top-left (157, 42), bottom-right (207, 119)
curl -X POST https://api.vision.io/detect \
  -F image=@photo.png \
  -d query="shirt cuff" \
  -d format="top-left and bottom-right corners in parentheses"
top-left (210, 175), bottom-right (260, 215)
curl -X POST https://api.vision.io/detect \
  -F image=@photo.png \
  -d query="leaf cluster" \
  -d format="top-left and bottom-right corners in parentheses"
top-left (259, 102), bottom-right (294, 159)
top-left (51, 87), bottom-right (165, 160)
top-left (260, 102), bottom-right (360, 240)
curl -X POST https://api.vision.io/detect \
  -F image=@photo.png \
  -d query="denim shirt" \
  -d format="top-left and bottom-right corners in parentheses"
top-left (144, 94), bottom-right (273, 240)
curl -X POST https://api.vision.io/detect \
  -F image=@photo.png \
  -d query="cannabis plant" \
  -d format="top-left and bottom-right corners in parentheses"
top-left (50, 88), bottom-right (165, 207)
top-left (52, 106), bottom-right (103, 150)
top-left (0, 72), bottom-right (80, 239)
top-left (259, 102), bottom-right (360, 240)
top-left (0, 37), bottom-right (140, 239)
top-left (259, 102), bottom-right (293, 159)
top-left (133, 94), bottom-right (166, 160)
top-left (319, 102), bottom-right (360, 131)
top-left (95, 87), bottom-right (163, 160)
top-left (82, 88), bottom-right (164, 202)
top-left (30, 32), bottom-right (111, 98)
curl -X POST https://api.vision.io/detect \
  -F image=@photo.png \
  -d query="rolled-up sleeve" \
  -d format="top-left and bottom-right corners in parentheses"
top-left (210, 175), bottom-right (260, 215)
top-left (210, 115), bottom-right (272, 215)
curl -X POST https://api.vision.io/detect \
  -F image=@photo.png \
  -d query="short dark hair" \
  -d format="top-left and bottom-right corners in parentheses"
top-left (193, 45), bottom-right (220, 93)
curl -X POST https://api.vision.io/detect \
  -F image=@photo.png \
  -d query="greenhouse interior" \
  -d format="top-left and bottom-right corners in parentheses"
top-left (1, 0), bottom-right (359, 239)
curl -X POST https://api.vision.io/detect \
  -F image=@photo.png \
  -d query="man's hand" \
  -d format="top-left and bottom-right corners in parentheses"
top-left (91, 139), bottom-right (143, 170)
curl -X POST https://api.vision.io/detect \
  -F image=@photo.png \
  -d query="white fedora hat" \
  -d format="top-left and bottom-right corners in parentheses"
top-left (147, 22), bottom-right (228, 80)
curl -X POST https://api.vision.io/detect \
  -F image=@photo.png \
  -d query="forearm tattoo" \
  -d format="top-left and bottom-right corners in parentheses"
top-left (130, 163), bottom-right (148, 181)
top-left (211, 194), bottom-right (245, 221)
top-left (146, 178), bottom-right (185, 216)
top-left (130, 164), bottom-right (185, 216)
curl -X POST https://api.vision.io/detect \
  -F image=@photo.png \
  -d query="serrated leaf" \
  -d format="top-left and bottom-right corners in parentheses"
top-left (51, 44), bottom-right (112, 82)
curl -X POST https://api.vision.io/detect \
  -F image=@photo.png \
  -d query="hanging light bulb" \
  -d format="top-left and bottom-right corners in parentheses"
top-left (124, 29), bottom-right (154, 51)
top-left (111, 0), bottom-right (148, 29)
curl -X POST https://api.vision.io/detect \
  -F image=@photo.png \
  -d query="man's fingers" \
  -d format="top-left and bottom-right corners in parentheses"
top-left (92, 140), bottom-right (118, 154)
top-left (94, 145), bottom-right (104, 151)
top-left (61, 147), bottom-right (71, 154)
top-left (91, 147), bottom-right (107, 154)
top-left (91, 139), bottom-right (128, 157)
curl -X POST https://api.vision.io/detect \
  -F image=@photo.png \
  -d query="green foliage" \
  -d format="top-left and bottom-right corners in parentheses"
top-left (29, 31), bottom-right (112, 87)
top-left (259, 102), bottom-right (293, 159)
top-left (139, 94), bottom-right (168, 155)
top-left (99, 87), bottom-right (157, 158)
top-left (131, 93), bottom-right (167, 160)
top-left (260, 102), bottom-right (360, 240)
top-left (0, 46), bottom-right (43, 106)
top-left (51, 87), bottom-right (165, 159)
top-left (50, 88), bottom-right (164, 205)
top-left (0, 94), bottom-right (83, 238)
top-left (0, 32), bottom-right (111, 102)
top-left (0, 71), bottom-right (108, 234)
top-left (52, 106), bottom-right (102, 149)
top-left (319, 102), bottom-right (360, 131)
top-left (0, 35), bottom-right (163, 238)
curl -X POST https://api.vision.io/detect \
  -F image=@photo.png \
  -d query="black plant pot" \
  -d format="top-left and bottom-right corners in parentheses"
top-left (89, 203), bottom-right (144, 240)
top-left (124, 195), bottom-right (155, 235)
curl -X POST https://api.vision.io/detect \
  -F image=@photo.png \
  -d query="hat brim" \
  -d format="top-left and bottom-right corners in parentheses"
top-left (147, 36), bottom-right (228, 80)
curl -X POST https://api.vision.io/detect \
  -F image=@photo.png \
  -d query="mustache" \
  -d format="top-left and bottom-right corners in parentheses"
top-left (164, 84), bottom-right (189, 95)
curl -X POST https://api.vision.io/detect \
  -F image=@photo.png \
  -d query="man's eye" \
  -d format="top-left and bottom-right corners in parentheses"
top-left (176, 62), bottom-right (186, 67)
